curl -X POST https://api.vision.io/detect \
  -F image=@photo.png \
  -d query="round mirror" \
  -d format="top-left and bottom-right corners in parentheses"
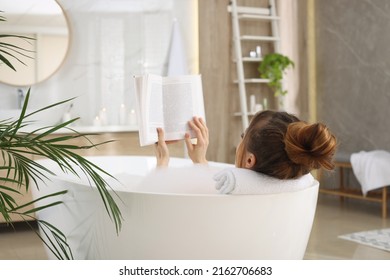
top-left (0, 0), bottom-right (70, 86)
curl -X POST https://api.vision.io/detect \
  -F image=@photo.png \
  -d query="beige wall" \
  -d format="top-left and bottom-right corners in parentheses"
top-left (37, 35), bottom-right (69, 82)
top-left (198, 0), bottom-right (232, 163)
top-left (0, 34), bottom-right (68, 87)
top-left (199, 0), bottom-right (270, 164)
top-left (199, 0), bottom-right (309, 163)
top-left (0, 35), bottom-right (37, 86)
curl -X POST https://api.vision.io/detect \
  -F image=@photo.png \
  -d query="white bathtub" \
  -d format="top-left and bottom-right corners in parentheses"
top-left (31, 156), bottom-right (319, 260)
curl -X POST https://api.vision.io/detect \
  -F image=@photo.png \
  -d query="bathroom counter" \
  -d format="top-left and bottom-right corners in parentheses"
top-left (19, 125), bottom-right (139, 134)
top-left (54, 124), bottom-right (139, 134)
top-left (16, 127), bottom-right (186, 159)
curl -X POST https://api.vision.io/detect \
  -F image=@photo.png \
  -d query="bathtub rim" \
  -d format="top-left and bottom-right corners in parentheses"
top-left (47, 171), bottom-right (320, 198)
top-left (33, 155), bottom-right (319, 198)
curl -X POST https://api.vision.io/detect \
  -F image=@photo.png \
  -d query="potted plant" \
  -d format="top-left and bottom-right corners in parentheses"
top-left (0, 12), bottom-right (122, 259)
top-left (258, 53), bottom-right (294, 102)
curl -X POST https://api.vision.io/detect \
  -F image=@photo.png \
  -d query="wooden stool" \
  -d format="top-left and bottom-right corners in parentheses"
top-left (318, 152), bottom-right (389, 218)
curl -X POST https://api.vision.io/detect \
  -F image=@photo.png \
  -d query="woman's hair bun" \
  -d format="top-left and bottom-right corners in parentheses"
top-left (284, 122), bottom-right (337, 171)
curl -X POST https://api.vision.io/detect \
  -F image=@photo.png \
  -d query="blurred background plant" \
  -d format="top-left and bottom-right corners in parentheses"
top-left (258, 52), bottom-right (294, 97)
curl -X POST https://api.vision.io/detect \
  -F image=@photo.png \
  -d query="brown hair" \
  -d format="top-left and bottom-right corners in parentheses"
top-left (241, 110), bottom-right (337, 179)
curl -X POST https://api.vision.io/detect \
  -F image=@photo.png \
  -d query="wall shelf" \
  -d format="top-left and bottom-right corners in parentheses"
top-left (240, 35), bottom-right (280, 42)
top-left (234, 78), bottom-right (270, 84)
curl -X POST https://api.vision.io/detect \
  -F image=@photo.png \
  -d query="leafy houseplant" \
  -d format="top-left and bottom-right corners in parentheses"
top-left (0, 12), bottom-right (122, 259)
top-left (258, 53), bottom-right (294, 97)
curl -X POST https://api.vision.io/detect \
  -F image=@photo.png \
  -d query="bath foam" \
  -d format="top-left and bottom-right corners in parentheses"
top-left (135, 165), bottom-right (223, 194)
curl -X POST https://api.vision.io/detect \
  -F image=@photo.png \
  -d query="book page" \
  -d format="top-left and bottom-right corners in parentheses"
top-left (133, 75), bottom-right (147, 145)
top-left (145, 75), bottom-right (164, 143)
top-left (134, 74), bottom-right (165, 146)
top-left (162, 75), bottom-right (205, 140)
top-left (163, 82), bottom-right (193, 134)
top-left (134, 74), bottom-right (205, 146)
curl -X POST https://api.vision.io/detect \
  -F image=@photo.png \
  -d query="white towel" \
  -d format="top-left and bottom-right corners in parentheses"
top-left (213, 167), bottom-right (315, 195)
top-left (350, 150), bottom-right (390, 195)
top-left (166, 19), bottom-right (188, 76)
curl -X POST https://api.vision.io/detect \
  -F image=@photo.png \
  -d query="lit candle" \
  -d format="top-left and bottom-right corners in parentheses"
top-left (128, 109), bottom-right (137, 126)
top-left (93, 116), bottom-right (101, 126)
top-left (99, 108), bottom-right (108, 126)
top-left (119, 104), bottom-right (127, 125)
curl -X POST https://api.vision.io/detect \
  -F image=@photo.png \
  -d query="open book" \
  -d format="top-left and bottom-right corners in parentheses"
top-left (134, 74), bottom-right (205, 146)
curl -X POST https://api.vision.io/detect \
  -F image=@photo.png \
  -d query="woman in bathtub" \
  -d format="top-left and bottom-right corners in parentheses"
top-left (153, 110), bottom-right (337, 194)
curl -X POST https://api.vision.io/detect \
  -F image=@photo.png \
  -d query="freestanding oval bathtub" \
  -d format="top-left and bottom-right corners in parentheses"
top-left (31, 156), bottom-right (319, 260)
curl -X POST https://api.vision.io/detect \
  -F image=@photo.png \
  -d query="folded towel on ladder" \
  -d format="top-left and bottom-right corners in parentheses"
top-left (350, 150), bottom-right (390, 196)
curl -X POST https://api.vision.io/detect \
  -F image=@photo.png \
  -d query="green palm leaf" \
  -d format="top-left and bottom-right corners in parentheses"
top-left (0, 11), bottom-right (122, 260)
top-left (5, 190), bottom-right (73, 259)
top-left (0, 90), bottom-right (123, 258)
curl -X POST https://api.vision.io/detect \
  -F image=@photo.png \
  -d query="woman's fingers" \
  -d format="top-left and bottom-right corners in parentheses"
top-left (188, 117), bottom-right (208, 144)
top-left (155, 127), bottom-right (169, 167)
top-left (157, 127), bottom-right (165, 143)
top-left (197, 117), bottom-right (208, 138)
top-left (184, 132), bottom-right (193, 151)
top-left (185, 117), bottom-right (208, 164)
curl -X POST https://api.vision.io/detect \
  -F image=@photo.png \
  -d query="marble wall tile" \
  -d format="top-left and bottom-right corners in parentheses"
top-left (316, 0), bottom-right (390, 154)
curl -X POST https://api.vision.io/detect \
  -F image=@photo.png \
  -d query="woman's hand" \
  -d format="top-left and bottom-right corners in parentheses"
top-left (154, 128), bottom-right (170, 167)
top-left (184, 117), bottom-right (209, 164)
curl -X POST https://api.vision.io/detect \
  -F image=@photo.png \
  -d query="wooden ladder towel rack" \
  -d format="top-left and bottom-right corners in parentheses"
top-left (228, 0), bottom-right (281, 130)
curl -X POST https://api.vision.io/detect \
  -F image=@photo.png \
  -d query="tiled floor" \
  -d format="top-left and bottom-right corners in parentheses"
top-left (1, 194), bottom-right (390, 260)
top-left (305, 195), bottom-right (390, 259)
top-left (0, 223), bottom-right (46, 260)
